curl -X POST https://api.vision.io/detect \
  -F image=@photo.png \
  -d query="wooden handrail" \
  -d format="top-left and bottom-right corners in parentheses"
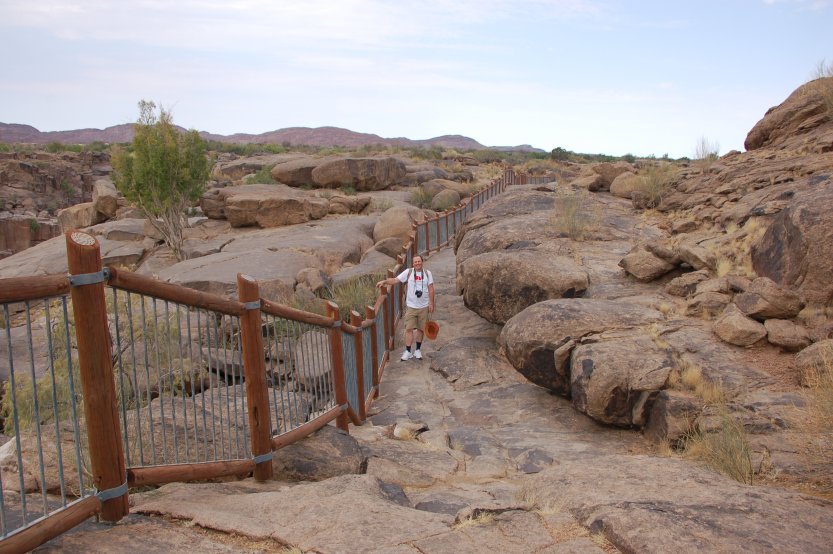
top-left (261, 298), bottom-right (336, 327)
top-left (108, 266), bottom-right (245, 315)
top-left (0, 274), bottom-right (70, 303)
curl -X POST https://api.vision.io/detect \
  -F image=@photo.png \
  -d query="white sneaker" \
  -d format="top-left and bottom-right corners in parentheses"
top-left (400, 350), bottom-right (413, 361)
top-left (414, 349), bottom-right (423, 360)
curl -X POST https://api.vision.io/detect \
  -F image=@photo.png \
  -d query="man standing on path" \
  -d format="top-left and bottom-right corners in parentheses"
top-left (376, 254), bottom-right (434, 361)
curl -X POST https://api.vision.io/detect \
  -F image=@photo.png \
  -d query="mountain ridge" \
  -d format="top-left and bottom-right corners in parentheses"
top-left (0, 122), bottom-right (543, 152)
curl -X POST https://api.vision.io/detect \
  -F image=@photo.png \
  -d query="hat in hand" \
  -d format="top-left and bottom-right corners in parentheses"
top-left (424, 320), bottom-right (440, 340)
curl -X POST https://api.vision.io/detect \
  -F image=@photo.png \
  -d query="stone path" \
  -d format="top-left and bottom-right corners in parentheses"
top-left (37, 248), bottom-right (833, 553)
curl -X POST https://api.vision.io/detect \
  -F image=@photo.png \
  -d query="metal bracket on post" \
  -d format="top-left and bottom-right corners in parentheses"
top-left (69, 267), bottom-right (111, 287)
top-left (96, 477), bottom-right (128, 502)
top-left (243, 300), bottom-right (261, 310)
top-left (252, 452), bottom-right (273, 464)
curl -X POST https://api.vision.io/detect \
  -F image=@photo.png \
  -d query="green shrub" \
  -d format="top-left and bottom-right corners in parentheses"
top-left (319, 274), bottom-right (385, 322)
top-left (339, 185), bottom-right (357, 196)
top-left (631, 163), bottom-right (679, 208)
top-left (0, 142), bottom-right (10, 153)
top-left (246, 165), bottom-right (276, 184)
top-left (409, 187), bottom-right (433, 208)
top-left (370, 197), bottom-right (394, 212)
top-left (29, 219), bottom-right (40, 232)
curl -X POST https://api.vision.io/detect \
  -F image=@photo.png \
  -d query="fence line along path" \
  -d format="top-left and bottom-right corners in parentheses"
top-left (0, 167), bottom-right (529, 552)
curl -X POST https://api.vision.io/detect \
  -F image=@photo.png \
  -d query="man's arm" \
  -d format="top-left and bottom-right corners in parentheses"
top-left (376, 271), bottom-right (406, 289)
top-left (428, 283), bottom-right (435, 313)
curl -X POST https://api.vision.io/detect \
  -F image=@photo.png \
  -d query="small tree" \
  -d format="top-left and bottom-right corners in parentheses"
top-left (112, 100), bottom-right (210, 261)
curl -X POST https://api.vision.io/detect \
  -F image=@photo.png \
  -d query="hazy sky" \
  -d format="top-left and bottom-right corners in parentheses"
top-left (1, 1), bottom-right (831, 158)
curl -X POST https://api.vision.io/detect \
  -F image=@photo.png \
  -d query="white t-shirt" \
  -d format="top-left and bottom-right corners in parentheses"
top-left (396, 268), bottom-right (433, 309)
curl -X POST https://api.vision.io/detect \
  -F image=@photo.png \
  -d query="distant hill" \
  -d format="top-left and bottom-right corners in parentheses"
top-left (0, 122), bottom-right (544, 153)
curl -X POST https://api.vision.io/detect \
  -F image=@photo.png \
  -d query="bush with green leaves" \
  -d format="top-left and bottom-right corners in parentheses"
top-left (409, 187), bottom-right (433, 208)
top-left (111, 100), bottom-right (211, 261)
top-left (631, 163), bottom-right (679, 208)
top-left (319, 274), bottom-right (386, 322)
top-left (246, 165), bottom-right (276, 184)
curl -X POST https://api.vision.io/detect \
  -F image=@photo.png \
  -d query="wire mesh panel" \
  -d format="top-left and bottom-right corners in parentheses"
top-left (264, 314), bottom-right (335, 435)
top-left (427, 219), bottom-right (438, 252)
top-left (109, 289), bottom-right (250, 467)
top-left (362, 327), bottom-right (373, 402)
top-left (340, 330), bottom-right (359, 414)
top-left (393, 281), bottom-right (402, 321)
top-left (0, 298), bottom-right (92, 540)
top-left (439, 215), bottom-right (448, 246)
top-left (416, 225), bottom-right (427, 257)
top-left (374, 310), bottom-right (385, 370)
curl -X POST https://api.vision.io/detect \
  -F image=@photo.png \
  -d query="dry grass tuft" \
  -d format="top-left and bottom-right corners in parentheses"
top-left (409, 187), bottom-right (433, 208)
top-left (550, 189), bottom-right (596, 240)
top-left (454, 511), bottom-right (495, 529)
top-left (808, 59), bottom-right (833, 120)
top-left (515, 486), bottom-right (566, 515)
top-left (694, 136), bottom-right (720, 166)
top-left (631, 163), bottom-right (679, 208)
top-left (647, 323), bottom-right (670, 348)
top-left (680, 406), bottom-right (754, 484)
top-left (674, 355), bottom-right (726, 405)
top-left (709, 217), bottom-right (765, 278)
top-left (799, 346), bottom-right (833, 433)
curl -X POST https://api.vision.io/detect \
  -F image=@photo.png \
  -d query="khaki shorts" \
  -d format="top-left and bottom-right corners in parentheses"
top-left (403, 306), bottom-right (429, 332)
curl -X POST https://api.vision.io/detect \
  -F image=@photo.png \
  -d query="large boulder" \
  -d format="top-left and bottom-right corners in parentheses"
top-left (458, 249), bottom-right (588, 324)
top-left (745, 78), bottom-right (831, 151)
top-left (200, 184), bottom-right (330, 228)
top-left (750, 182), bottom-right (833, 306)
top-left (608, 171), bottom-right (639, 199)
top-left (430, 189), bottom-right (461, 211)
top-left (589, 161), bottom-right (635, 191)
top-left (92, 178), bottom-right (121, 219)
top-left (618, 247), bottom-right (677, 282)
top-left (764, 319), bottom-right (811, 352)
top-left (157, 249), bottom-right (318, 300)
top-left (570, 335), bottom-right (674, 428)
top-left (713, 304), bottom-right (767, 347)
top-left (57, 202), bottom-right (104, 232)
top-left (372, 205), bottom-right (425, 244)
top-left (733, 276), bottom-right (805, 320)
top-left (311, 158), bottom-right (406, 191)
top-left (498, 299), bottom-right (663, 395)
top-left (270, 157), bottom-right (322, 187)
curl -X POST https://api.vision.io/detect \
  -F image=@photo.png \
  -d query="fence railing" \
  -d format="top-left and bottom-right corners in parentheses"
top-left (0, 168), bottom-right (513, 552)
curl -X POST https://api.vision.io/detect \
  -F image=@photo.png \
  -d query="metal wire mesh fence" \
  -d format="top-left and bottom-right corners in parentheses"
top-left (109, 289), bottom-right (252, 467)
top-left (0, 296), bottom-right (93, 540)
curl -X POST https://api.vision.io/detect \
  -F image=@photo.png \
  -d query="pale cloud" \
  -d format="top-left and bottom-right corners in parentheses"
top-left (0, 0), bottom-right (606, 52)
top-left (761, 0), bottom-right (831, 9)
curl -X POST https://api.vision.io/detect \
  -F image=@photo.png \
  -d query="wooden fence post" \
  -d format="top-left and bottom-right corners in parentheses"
top-left (326, 302), bottom-right (350, 432)
top-left (65, 231), bottom-right (128, 522)
top-left (366, 305), bottom-right (380, 400)
top-left (350, 311), bottom-right (366, 420)
top-left (236, 274), bottom-right (274, 481)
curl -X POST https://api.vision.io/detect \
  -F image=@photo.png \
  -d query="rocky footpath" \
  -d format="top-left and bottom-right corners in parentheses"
top-left (38, 247), bottom-right (833, 553)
